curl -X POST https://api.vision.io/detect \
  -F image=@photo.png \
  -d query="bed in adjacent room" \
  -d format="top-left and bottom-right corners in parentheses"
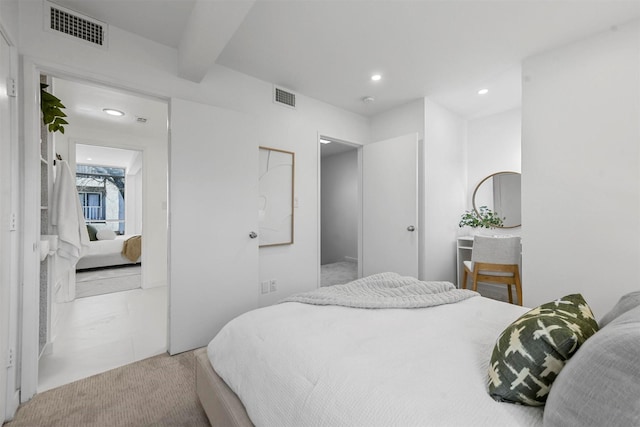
top-left (76, 228), bottom-right (141, 270)
top-left (196, 273), bottom-right (640, 427)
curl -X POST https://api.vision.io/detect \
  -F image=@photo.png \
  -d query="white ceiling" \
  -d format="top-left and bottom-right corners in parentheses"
top-left (51, 77), bottom-right (168, 166)
top-left (51, 0), bottom-right (640, 118)
top-left (75, 143), bottom-right (141, 171)
top-left (52, 77), bottom-right (168, 140)
top-left (51, 0), bottom-right (196, 48)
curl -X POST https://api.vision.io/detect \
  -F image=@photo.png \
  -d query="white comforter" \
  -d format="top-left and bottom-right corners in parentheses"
top-left (208, 296), bottom-right (544, 427)
top-left (76, 235), bottom-right (139, 269)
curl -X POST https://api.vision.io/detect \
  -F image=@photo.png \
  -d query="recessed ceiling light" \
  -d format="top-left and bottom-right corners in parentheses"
top-left (371, 74), bottom-right (382, 81)
top-left (320, 138), bottom-right (332, 144)
top-left (86, 157), bottom-right (92, 161)
top-left (103, 108), bottom-right (125, 117)
top-left (478, 88), bottom-right (489, 95)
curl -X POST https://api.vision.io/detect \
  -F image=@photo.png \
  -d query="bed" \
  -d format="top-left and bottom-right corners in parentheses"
top-left (196, 273), bottom-right (640, 427)
top-left (76, 234), bottom-right (141, 270)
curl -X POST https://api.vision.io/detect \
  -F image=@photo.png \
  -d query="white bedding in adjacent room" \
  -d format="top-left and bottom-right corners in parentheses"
top-left (207, 296), bottom-right (544, 427)
top-left (76, 235), bottom-right (140, 270)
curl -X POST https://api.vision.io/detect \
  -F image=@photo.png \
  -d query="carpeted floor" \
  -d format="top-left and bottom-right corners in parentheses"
top-left (6, 351), bottom-right (210, 426)
top-left (75, 265), bottom-right (141, 298)
top-left (321, 261), bottom-right (357, 287)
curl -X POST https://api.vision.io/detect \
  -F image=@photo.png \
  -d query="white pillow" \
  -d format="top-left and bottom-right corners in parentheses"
top-left (96, 229), bottom-right (117, 240)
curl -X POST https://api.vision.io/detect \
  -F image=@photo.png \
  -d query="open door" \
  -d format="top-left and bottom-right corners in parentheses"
top-left (169, 99), bottom-right (259, 354)
top-left (362, 133), bottom-right (419, 277)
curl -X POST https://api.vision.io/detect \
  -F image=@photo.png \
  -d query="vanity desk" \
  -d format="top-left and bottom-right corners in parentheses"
top-left (456, 236), bottom-right (474, 288)
top-left (458, 171), bottom-right (522, 289)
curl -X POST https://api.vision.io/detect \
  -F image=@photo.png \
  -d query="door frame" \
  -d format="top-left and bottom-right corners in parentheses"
top-left (316, 134), bottom-right (364, 286)
top-left (70, 140), bottom-right (154, 288)
top-left (0, 23), bottom-right (20, 422)
top-left (20, 57), bottom-right (170, 402)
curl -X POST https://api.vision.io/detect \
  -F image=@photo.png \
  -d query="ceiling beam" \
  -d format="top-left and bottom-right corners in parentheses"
top-left (177, 0), bottom-right (255, 83)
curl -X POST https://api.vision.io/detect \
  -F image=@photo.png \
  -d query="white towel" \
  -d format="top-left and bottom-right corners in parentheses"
top-left (51, 160), bottom-right (89, 270)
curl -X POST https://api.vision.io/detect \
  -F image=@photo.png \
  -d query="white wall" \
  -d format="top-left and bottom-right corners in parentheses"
top-left (321, 149), bottom-right (358, 265)
top-left (17, 0), bottom-right (370, 315)
top-left (0, 0), bottom-right (18, 45)
top-left (466, 108), bottom-right (521, 207)
top-left (423, 98), bottom-right (467, 282)
top-left (522, 20), bottom-right (640, 318)
top-left (256, 95), bottom-right (369, 307)
top-left (371, 99), bottom-right (425, 142)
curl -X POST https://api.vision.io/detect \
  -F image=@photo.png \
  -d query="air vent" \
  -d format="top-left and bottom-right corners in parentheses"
top-left (45, 1), bottom-right (108, 49)
top-left (273, 86), bottom-right (296, 109)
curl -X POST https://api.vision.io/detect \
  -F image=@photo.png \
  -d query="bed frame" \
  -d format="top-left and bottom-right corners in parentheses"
top-left (195, 348), bottom-right (254, 427)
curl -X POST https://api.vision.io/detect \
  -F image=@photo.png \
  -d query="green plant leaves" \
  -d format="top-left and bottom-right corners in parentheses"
top-left (40, 83), bottom-right (68, 134)
top-left (458, 205), bottom-right (504, 229)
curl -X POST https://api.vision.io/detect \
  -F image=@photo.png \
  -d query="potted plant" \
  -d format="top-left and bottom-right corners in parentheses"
top-left (459, 206), bottom-right (504, 230)
top-left (40, 83), bottom-right (68, 134)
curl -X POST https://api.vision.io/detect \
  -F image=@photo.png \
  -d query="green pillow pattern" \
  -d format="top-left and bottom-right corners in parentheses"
top-left (488, 294), bottom-right (599, 406)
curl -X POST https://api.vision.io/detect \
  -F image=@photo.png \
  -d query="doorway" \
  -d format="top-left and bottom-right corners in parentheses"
top-left (319, 136), bottom-right (360, 286)
top-left (35, 76), bottom-right (169, 392)
top-left (73, 144), bottom-right (142, 299)
top-left (0, 29), bottom-right (14, 422)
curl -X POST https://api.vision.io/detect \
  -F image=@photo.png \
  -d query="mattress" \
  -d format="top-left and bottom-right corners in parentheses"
top-left (76, 235), bottom-right (140, 270)
top-left (207, 295), bottom-right (544, 427)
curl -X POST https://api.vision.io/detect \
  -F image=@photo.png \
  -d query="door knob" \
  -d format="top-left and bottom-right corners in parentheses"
top-left (249, 231), bottom-right (258, 239)
top-left (407, 225), bottom-right (415, 232)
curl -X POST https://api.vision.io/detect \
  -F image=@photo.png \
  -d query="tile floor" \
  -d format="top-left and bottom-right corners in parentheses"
top-left (38, 285), bottom-right (167, 392)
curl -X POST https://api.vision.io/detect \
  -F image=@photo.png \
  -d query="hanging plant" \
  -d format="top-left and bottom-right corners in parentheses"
top-left (40, 83), bottom-right (68, 134)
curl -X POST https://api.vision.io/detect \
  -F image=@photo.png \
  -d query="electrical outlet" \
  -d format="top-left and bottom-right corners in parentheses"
top-left (260, 281), bottom-right (269, 294)
top-left (269, 279), bottom-right (277, 292)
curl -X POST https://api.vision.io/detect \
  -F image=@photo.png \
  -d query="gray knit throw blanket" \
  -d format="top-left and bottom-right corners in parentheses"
top-left (280, 272), bottom-right (478, 309)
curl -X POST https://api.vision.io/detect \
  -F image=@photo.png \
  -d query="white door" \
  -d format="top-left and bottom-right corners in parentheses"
top-left (362, 133), bottom-right (419, 277)
top-left (169, 99), bottom-right (259, 354)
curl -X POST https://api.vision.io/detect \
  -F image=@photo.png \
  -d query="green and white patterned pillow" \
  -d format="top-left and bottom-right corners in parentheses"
top-left (487, 294), bottom-right (599, 406)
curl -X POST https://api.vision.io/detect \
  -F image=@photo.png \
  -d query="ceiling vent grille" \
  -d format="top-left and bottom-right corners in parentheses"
top-left (273, 86), bottom-right (296, 109)
top-left (45, 1), bottom-right (108, 49)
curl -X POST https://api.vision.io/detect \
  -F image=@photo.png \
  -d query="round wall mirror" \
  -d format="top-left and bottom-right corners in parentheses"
top-left (472, 171), bottom-right (521, 228)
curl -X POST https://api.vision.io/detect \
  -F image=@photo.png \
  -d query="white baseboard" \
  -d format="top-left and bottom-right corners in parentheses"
top-left (344, 256), bottom-right (357, 263)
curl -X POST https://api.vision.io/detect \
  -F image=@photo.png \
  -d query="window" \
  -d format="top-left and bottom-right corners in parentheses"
top-left (78, 192), bottom-right (104, 220)
top-left (76, 164), bottom-right (125, 234)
